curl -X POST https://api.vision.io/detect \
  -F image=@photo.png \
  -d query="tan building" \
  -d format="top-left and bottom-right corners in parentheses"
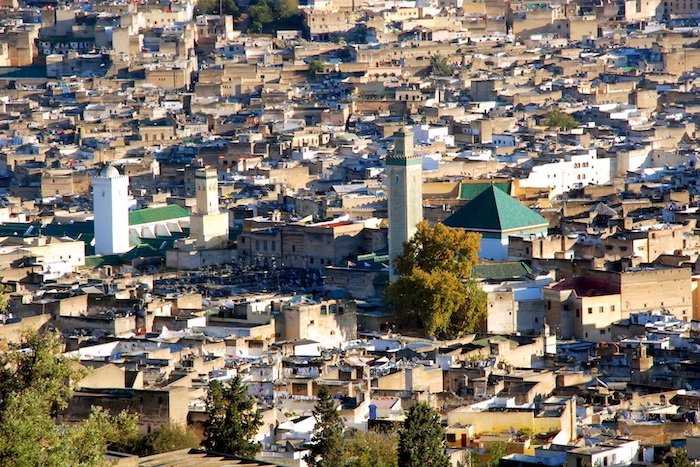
top-left (544, 277), bottom-right (622, 342)
top-left (283, 298), bottom-right (357, 349)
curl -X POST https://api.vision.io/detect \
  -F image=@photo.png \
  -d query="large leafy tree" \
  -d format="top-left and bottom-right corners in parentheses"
top-left (386, 221), bottom-right (487, 338)
top-left (304, 385), bottom-right (346, 467)
top-left (345, 428), bottom-right (398, 467)
top-left (398, 403), bottom-right (449, 467)
top-left (0, 330), bottom-right (138, 466)
top-left (544, 110), bottom-right (579, 129)
top-left (204, 376), bottom-right (263, 457)
top-left (248, 0), bottom-right (300, 32)
top-left (196, 0), bottom-right (240, 17)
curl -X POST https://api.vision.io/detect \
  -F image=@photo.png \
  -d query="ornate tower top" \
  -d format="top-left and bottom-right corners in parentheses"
top-left (387, 126), bottom-right (420, 166)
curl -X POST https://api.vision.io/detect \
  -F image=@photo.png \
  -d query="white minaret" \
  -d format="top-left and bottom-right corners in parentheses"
top-left (92, 165), bottom-right (130, 255)
top-left (387, 126), bottom-right (423, 281)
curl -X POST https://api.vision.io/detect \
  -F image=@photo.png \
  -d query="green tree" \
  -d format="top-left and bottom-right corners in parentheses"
top-left (385, 221), bottom-right (487, 338)
top-left (304, 385), bottom-right (346, 467)
top-left (277, 0), bottom-right (299, 19)
top-left (196, 0), bottom-right (240, 16)
top-left (398, 403), bottom-right (449, 467)
top-left (0, 330), bottom-right (138, 466)
top-left (113, 423), bottom-right (200, 456)
top-left (544, 110), bottom-right (579, 129)
top-left (430, 54), bottom-right (452, 77)
top-left (345, 428), bottom-right (398, 467)
top-left (203, 376), bottom-right (263, 457)
top-left (486, 441), bottom-right (507, 467)
top-left (308, 60), bottom-right (325, 78)
top-left (663, 449), bottom-right (693, 467)
top-left (248, 0), bottom-right (274, 32)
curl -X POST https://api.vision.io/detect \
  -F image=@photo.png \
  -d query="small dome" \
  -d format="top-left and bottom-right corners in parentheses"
top-left (100, 165), bottom-right (120, 178)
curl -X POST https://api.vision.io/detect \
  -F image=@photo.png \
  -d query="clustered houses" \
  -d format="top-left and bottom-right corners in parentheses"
top-left (3, 0), bottom-right (700, 464)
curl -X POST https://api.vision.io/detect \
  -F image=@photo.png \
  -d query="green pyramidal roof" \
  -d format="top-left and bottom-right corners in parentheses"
top-left (443, 185), bottom-right (548, 232)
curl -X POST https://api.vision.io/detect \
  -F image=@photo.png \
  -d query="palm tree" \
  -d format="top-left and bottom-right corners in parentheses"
top-left (430, 54), bottom-right (452, 77)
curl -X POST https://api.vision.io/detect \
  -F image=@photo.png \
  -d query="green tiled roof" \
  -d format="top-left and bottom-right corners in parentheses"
top-left (129, 205), bottom-right (191, 226)
top-left (459, 181), bottom-right (511, 200)
top-left (472, 261), bottom-right (533, 281)
top-left (121, 244), bottom-right (164, 261)
top-left (443, 185), bottom-right (548, 232)
top-left (83, 255), bottom-right (122, 268)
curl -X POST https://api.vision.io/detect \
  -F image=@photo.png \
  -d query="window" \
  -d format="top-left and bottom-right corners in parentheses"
top-left (321, 305), bottom-right (327, 315)
top-left (599, 306), bottom-right (604, 313)
top-left (588, 307), bottom-right (593, 314)
top-left (600, 330), bottom-right (605, 335)
top-left (611, 305), bottom-right (615, 311)
top-left (547, 300), bottom-right (551, 310)
top-left (329, 304), bottom-right (337, 314)
top-left (339, 306), bottom-right (345, 315)
top-left (447, 434), bottom-right (456, 443)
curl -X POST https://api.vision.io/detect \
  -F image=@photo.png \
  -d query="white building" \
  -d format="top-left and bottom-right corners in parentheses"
top-left (567, 439), bottom-right (639, 467)
top-left (413, 124), bottom-right (454, 146)
top-left (387, 127), bottom-right (423, 281)
top-left (519, 149), bottom-right (614, 196)
top-left (92, 165), bottom-right (130, 256)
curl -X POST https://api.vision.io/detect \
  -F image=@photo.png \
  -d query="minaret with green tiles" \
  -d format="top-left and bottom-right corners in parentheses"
top-left (387, 126), bottom-right (422, 282)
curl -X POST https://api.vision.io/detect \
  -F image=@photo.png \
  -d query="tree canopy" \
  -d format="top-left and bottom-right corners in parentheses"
top-left (304, 385), bottom-right (346, 467)
top-left (345, 428), bottom-right (398, 467)
top-left (544, 110), bottom-right (579, 129)
top-left (430, 54), bottom-right (452, 77)
top-left (196, 0), bottom-right (240, 17)
top-left (248, 0), bottom-right (301, 33)
top-left (0, 330), bottom-right (138, 466)
top-left (203, 376), bottom-right (263, 457)
top-left (398, 403), bottom-right (449, 467)
top-left (308, 60), bottom-right (325, 78)
top-left (385, 221), bottom-right (487, 338)
top-left (112, 423), bottom-right (200, 456)
top-left (663, 449), bottom-right (693, 467)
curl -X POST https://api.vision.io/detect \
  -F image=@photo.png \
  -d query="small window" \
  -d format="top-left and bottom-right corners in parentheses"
top-left (329, 304), bottom-right (337, 314)
top-left (611, 305), bottom-right (615, 311)
top-left (599, 306), bottom-right (604, 313)
top-left (447, 434), bottom-right (456, 442)
top-left (587, 307), bottom-right (593, 314)
top-left (321, 305), bottom-right (327, 315)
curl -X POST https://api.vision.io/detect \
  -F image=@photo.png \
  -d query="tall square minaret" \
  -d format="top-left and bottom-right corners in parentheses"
top-left (387, 126), bottom-right (422, 281)
top-left (92, 165), bottom-right (130, 256)
top-left (190, 168), bottom-right (229, 250)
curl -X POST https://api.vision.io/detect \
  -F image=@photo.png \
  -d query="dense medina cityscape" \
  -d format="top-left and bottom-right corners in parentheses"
top-left (8, 0), bottom-right (700, 466)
